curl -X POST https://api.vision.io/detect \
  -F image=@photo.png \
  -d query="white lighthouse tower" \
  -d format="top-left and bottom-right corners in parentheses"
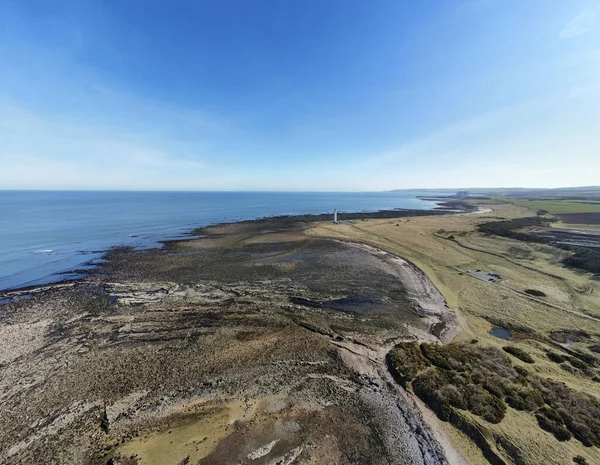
top-left (333, 209), bottom-right (338, 223)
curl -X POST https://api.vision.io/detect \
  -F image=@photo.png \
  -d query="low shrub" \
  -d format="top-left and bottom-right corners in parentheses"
top-left (503, 346), bottom-right (535, 364)
top-left (549, 352), bottom-right (597, 376)
top-left (477, 217), bottom-right (547, 242)
top-left (398, 343), bottom-right (515, 424)
top-left (507, 246), bottom-right (534, 259)
top-left (531, 377), bottom-right (600, 447)
top-left (568, 357), bottom-right (589, 371)
top-left (465, 385), bottom-right (506, 423)
top-left (386, 342), bottom-right (430, 387)
top-left (535, 406), bottom-right (571, 441)
top-left (572, 350), bottom-right (599, 368)
top-left (561, 364), bottom-right (579, 375)
top-left (589, 344), bottom-right (600, 354)
top-left (514, 365), bottom-right (530, 377)
top-left (412, 370), bottom-right (506, 424)
top-left (546, 351), bottom-right (568, 363)
top-left (524, 289), bottom-right (546, 297)
top-left (412, 370), bottom-right (453, 421)
top-left (576, 283), bottom-right (595, 295)
top-left (388, 342), bottom-right (600, 447)
top-left (504, 386), bottom-right (544, 412)
top-left (563, 248), bottom-right (600, 274)
top-left (476, 216), bottom-right (600, 274)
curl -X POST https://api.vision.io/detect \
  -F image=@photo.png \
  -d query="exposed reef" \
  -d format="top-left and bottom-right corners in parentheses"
top-left (0, 216), bottom-right (460, 464)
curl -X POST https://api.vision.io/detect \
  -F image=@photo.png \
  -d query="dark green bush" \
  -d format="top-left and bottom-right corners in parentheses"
top-left (514, 365), bottom-right (530, 377)
top-left (565, 355), bottom-right (595, 376)
top-left (476, 217), bottom-right (547, 242)
top-left (464, 384), bottom-right (506, 424)
top-left (386, 341), bottom-right (430, 387)
top-left (524, 288), bottom-right (546, 297)
top-left (535, 406), bottom-right (571, 441)
top-left (561, 363), bottom-right (579, 375)
top-left (563, 247), bottom-right (600, 274)
top-left (546, 351), bottom-right (568, 363)
top-left (531, 377), bottom-right (600, 447)
top-left (476, 216), bottom-right (600, 274)
top-left (482, 379), bottom-right (504, 399)
top-left (412, 370), bottom-right (453, 421)
top-left (419, 343), bottom-right (456, 370)
top-left (412, 369), bottom-right (446, 402)
top-left (438, 384), bottom-right (467, 410)
top-left (568, 357), bottom-right (589, 370)
top-left (572, 350), bottom-right (599, 368)
top-left (503, 346), bottom-right (535, 364)
top-left (406, 344), bottom-right (514, 424)
top-left (505, 387), bottom-right (544, 412)
top-left (388, 342), bottom-right (600, 446)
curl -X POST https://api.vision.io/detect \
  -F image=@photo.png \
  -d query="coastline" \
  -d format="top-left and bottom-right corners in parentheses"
top-left (0, 199), bottom-right (474, 297)
top-left (0, 190), bottom-right (454, 294)
top-left (0, 201), bottom-right (470, 464)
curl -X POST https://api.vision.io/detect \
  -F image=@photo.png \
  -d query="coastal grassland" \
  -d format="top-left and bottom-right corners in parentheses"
top-left (307, 202), bottom-right (600, 465)
top-left (550, 221), bottom-right (600, 232)
top-left (495, 198), bottom-right (600, 231)
top-left (493, 198), bottom-right (600, 215)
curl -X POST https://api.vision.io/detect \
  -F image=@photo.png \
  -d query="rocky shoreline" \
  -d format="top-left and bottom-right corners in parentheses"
top-left (0, 200), bottom-right (475, 300)
top-left (0, 209), bottom-right (464, 464)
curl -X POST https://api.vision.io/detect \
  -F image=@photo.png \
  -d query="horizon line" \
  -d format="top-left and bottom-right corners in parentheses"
top-left (1, 185), bottom-right (599, 193)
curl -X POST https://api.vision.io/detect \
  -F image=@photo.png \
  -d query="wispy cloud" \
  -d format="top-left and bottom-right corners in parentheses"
top-left (348, 83), bottom-right (600, 190)
top-left (0, 103), bottom-right (209, 189)
top-left (560, 9), bottom-right (596, 39)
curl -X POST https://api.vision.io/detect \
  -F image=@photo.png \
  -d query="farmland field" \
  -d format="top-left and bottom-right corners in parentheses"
top-left (558, 212), bottom-right (600, 225)
top-left (550, 222), bottom-right (600, 232)
top-left (496, 198), bottom-right (600, 214)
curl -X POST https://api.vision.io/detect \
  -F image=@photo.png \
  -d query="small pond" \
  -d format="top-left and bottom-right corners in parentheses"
top-left (489, 327), bottom-right (512, 340)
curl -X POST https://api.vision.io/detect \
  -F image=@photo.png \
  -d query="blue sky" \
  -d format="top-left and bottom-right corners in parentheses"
top-left (1, 0), bottom-right (599, 190)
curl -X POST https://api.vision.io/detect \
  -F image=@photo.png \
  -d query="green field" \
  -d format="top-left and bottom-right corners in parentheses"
top-left (550, 221), bottom-right (600, 232)
top-left (495, 198), bottom-right (600, 214)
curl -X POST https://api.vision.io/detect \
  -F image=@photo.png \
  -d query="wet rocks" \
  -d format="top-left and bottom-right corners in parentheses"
top-left (0, 218), bottom-right (456, 464)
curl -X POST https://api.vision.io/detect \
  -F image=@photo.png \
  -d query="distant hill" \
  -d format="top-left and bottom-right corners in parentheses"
top-left (391, 186), bottom-right (600, 200)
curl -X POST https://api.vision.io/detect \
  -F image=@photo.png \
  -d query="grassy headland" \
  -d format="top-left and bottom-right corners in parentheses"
top-left (308, 200), bottom-right (600, 465)
top-left (495, 197), bottom-right (600, 232)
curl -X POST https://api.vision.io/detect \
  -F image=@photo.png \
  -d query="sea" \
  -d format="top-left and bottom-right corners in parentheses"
top-left (0, 190), bottom-right (443, 292)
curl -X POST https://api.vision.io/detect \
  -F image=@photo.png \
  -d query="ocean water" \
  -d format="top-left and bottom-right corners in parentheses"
top-left (0, 190), bottom-right (441, 291)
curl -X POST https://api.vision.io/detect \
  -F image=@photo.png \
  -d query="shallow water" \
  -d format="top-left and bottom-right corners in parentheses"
top-left (489, 327), bottom-right (512, 340)
top-left (0, 190), bottom-right (443, 291)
